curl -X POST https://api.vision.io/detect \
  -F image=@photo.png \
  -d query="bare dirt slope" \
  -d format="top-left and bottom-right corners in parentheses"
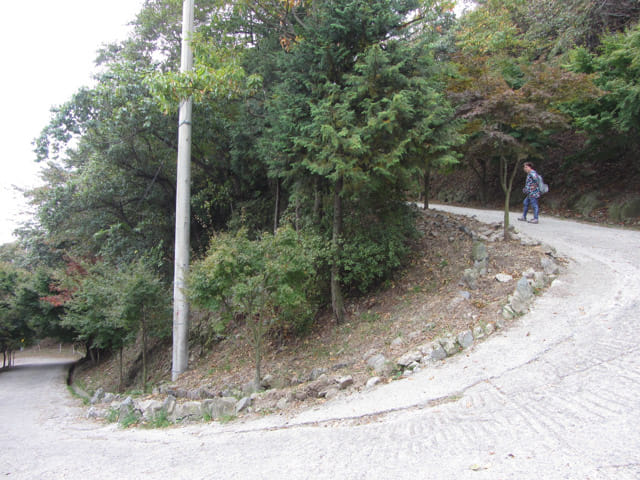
top-left (75, 206), bottom-right (549, 411)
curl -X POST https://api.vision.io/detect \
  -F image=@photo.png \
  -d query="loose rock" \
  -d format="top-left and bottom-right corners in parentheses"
top-left (337, 376), bottom-right (354, 390)
top-left (366, 377), bottom-right (382, 389)
top-left (202, 397), bottom-right (236, 419)
top-left (90, 387), bottom-right (105, 405)
top-left (367, 353), bottom-right (395, 376)
top-left (309, 368), bottom-right (328, 381)
top-left (138, 399), bottom-right (165, 420)
top-left (457, 330), bottom-right (474, 349)
top-left (439, 335), bottom-right (459, 356)
top-left (305, 374), bottom-right (332, 398)
top-left (235, 396), bottom-right (252, 414)
top-left (495, 273), bottom-right (513, 283)
top-left (426, 342), bottom-right (447, 361)
top-left (473, 325), bottom-right (485, 340)
top-left (541, 257), bottom-right (560, 276)
top-left (172, 401), bottom-right (203, 422)
top-left (396, 351), bottom-right (422, 367)
top-left (462, 268), bottom-right (479, 290)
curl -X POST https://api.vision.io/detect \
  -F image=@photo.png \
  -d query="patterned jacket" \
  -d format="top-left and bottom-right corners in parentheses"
top-left (523, 170), bottom-right (541, 199)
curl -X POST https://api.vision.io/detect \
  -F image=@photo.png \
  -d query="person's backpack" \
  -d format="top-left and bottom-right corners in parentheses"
top-left (536, 173), bottom-right (549, 194)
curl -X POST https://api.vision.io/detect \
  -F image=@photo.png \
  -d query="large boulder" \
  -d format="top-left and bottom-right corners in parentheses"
top-left (163, 395), bottom-right (177, 416)
top-left (439, 335), bottom-right (459, 356)
top-left (396, 351), bottom-right (422, 368)
top-left (90, 387), bottom-right (105, 405)
top-left (118, 396), bottom-right (135, 418)
top-left (541, 257), bottom-right (559, 276)
top-left (138, 399), bottom-right (165, 420)
top-left (305, 374), bottom-right (332, 398)
top-left (202, 397), bottom-right (236, 419)
top-left (117, 396), bottom-right (140, 425)
top-left (421, 342), bottom-right (447, 362)
top-left (172, 401), bottom-right (203, 422)
top-left (366, 354), bottom-right (395, 376)
top-left (235, 396), bottom-right (252, 414)
top-left (608, 196), bottom-right (640, 222)
top-left (509, 277), bottom-right (534, 314)
top-left (457, 330), bottom-right (474, 349)
top-left (462, 268), bottom-right (479, 290)
top-left (337, 375), bottom-right (354, 390)
top-left (472, 241), bottom-right (488, 274)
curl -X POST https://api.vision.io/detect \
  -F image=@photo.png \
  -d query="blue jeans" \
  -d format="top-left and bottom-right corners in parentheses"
top-left (523, 196), bottom-right (539, 220)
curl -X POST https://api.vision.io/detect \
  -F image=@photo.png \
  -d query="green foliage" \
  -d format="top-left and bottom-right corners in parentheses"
top-left (189, 224), bottom-right (322, 382)
top-left (189, 225), bottom-right (322, 335)
top-left (567, 24), bottom-right (640, 134)
top-left (67, 385), bottom-right (91, 406)
top-left (61, 258), bottom-right (170, 366)
top-left (339, 202), bottom-right (417, 293)
top-left (20, 0), bottom-right (640, 362)
top-left (119, 410), bottom-right (141, 428)
top-left (62, 262), bottom-right (131, 353)
top-left (106, 408), bottom-right (119, 423)
top-left (145, 409), bottom-right (171, 429)
top-left (0, 264), bottom-right (34, 359)
top-left (459, 0), bottom-right (640, 58)
top-left (114, 259), bottom-right (171, 340)
top-left (453, 0), bottom-right (604, 234)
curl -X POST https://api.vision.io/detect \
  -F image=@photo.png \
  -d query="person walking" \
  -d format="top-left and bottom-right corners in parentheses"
top-left (518, 162), bottom-right (541, 224)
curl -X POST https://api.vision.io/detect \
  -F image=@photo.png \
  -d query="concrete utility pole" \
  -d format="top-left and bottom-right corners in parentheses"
top-left (172, 0), bottom-right (195, 381)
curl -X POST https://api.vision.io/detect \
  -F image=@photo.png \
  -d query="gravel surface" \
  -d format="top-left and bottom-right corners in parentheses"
top-left (2, 206), bottom-right (639, 479)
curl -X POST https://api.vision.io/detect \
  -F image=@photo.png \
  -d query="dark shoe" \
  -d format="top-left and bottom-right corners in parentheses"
top-left (517, 217), bottom-right (526, 222)
top-left (528, 218), bottom-right (538, 224)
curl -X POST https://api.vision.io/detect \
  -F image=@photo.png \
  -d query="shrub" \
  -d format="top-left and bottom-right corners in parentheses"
top-left (339, 202), bottom-right (417, 293)
top-left (188, 225), bottom-right (323, 384)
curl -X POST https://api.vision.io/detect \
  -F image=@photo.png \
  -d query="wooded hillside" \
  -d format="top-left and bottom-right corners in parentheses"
top-left (3, 0), bottom-right (639, 383)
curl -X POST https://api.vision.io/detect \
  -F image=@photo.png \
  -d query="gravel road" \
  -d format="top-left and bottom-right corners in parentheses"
top-left (2, 206), bottom-right (639, 480)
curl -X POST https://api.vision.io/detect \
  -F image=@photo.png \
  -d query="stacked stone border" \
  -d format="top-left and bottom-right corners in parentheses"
top-left (77, 220), bottom-right (562, 427)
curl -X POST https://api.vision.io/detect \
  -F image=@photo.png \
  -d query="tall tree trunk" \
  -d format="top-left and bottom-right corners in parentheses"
top-left (253, 293), bottom-right (266, 388)
top-left (313, 178), bottom-right (322, 224)
top-left (331, 176), bottom-right (346, 324)
top-left (503, 189), bottom-right (511, 238)
top-left (500, 155), bottom-right (523, 240)
top-left (118, 348), bottom-right (124, 393)
top-left (142, 306), bottom-right (148, 393)
top-left (254, 328), bottom-right (262, 388)
top-left (423, 164), bottom-right (431, 210)
top-left (273, 179), bottom-right (280, 234)
top-left (470, 158), bottom-right (490, 206)
top-left (499, 155), bottom-right (510, 240)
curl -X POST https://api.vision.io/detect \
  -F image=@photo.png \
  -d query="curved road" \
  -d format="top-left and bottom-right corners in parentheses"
top-left (2, 206), bottom-right (639, 479)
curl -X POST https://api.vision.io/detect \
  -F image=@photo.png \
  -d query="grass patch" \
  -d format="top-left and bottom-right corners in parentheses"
top-left (218, 414), bottom-right (237, 424)
top-left (106, 408), bottom-right (119, 423)
top-left (67, 385), bottom-right (90, 405)
top-left (145, 410), bottom-right (171, 429)
top-left (119, 410), bottom-right (140, 428)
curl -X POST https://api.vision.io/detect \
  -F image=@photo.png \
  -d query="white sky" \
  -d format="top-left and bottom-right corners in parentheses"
top-left (0, 0), bottom-right (145, 245)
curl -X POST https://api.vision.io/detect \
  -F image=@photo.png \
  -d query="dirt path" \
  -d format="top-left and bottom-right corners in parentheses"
top-left (2, 206), bottom-right (639, 479)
